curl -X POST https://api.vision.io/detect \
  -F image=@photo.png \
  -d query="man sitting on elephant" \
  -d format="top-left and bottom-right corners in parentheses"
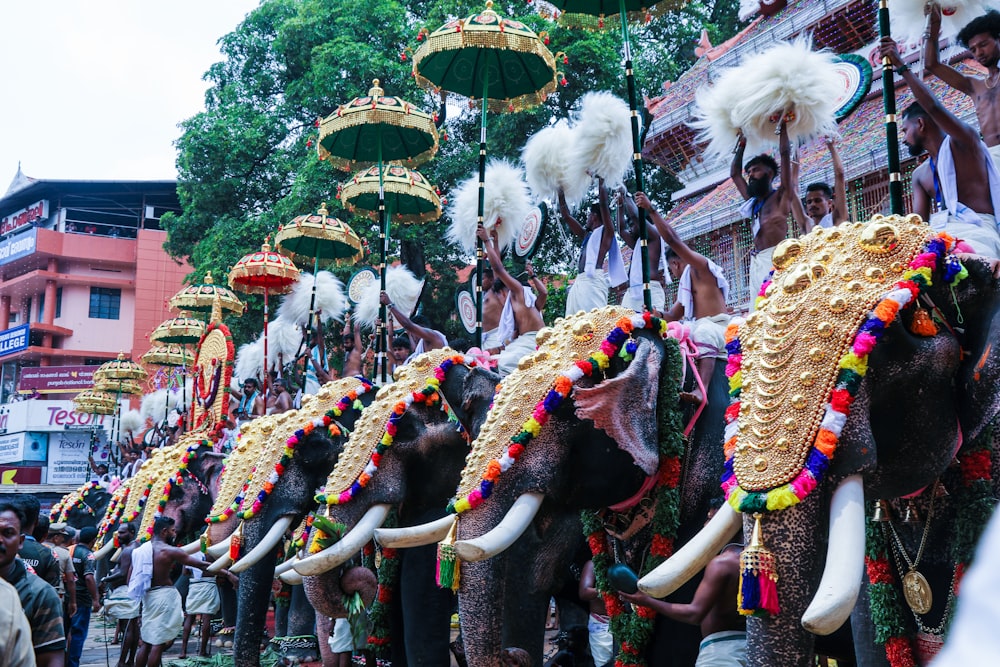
top-left (636, 192), bottom-right (731, 407)
top-left (478, 225), bottom-right (545, 377)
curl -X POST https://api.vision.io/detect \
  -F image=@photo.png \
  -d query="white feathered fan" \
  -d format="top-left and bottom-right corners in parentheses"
top-left (693, 37), bottom-right (840, 159)
top-left (266, 316), bottom-right (305, 369)
top-left (277, 271), bottom-right (348, 327)
top-left (571, 91), bottom-right (634, 189)
top-left (522, 120), bottom-right (591, 207)
top-left (119, 409), bottom-right (144, 436)
top-left (446, 159), bottom-right (532, 255)
top-left (235, 337), bottom-right (265, 382)
top-left (354, 265), bottom-right (424, 331)
top-left (890, 0), bottom-right (1000, 44)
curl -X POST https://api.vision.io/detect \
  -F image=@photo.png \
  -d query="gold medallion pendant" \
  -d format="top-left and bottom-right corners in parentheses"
top-left (902, 569), bottom-right (933, 615)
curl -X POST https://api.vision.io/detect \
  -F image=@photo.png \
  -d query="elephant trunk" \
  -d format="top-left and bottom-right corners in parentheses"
top-left (638, 503), bottom-right (743, 597)
top-left (373, 514), bottom-right (454, 548)
top-left (232, 518), bottom-right (282, 667)
top-left (801, 475), bottom-right (866, 635)
top-left (230, 515), bottom-right (296, 573)
top-left (453, 492), bottom-right (544, 562)
top-left (294, 504), bottom-right (391, 576)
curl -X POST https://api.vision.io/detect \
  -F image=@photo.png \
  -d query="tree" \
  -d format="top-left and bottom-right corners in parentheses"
top-left (165, 0), bottom-right (743, 348)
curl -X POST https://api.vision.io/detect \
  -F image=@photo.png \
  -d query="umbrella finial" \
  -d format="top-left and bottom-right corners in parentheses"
top-left (319, 202), bottom-right (329, 218)
top-left (261, 237), bottom-right (272, 253)
top-left (204, 271), bottom-right (214, 284)
top-left (117, 351), bottom-right (126, 361)
top-left (369, 79), bottom-right (384, 98)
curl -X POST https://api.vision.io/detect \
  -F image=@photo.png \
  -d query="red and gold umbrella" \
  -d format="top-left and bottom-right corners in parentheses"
top-left (228, 239), bottom-right (301, 388)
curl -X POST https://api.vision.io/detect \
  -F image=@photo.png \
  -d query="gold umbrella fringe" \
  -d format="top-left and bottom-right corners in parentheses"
top-left (274, 219), bottom-right (365, 267)
top-left (340, 173), bottom-right (442, 224)
top-left (168, 272), bottom-right (245, 315)
top-left (555, 3), bottom-right (684, 30)
top-left (318, 108), bottom-right (439, 172)
top-left (412, 70), bottom-right (557, 114)
top-left (142, 344), bottom-right (194, 368)
top-left (151, 316), bottom-right (207, 345)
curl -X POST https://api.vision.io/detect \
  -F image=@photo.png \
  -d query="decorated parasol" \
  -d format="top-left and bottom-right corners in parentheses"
top-left (150, 315), bottom-right (206, 346)
top-left (168, 271), bottom-right (245, 318)
top-left (413, 1), bottom-right (558, 346)
top-left (89, 354), bottom-right (148, 471)
top-left (317, 79), bottom-right (438, 383)
top-left (228, 239), bottom-right (301, 389)
top-left (340, 165), bottom-right (442, 224)
top-left (73, 389), bottom-right (117, 416)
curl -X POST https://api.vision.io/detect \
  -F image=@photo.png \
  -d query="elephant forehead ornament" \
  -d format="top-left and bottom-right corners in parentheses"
top-left (723, 215), bottom-right (967, 616)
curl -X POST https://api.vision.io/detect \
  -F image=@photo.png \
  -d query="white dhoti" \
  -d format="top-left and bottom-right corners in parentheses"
top-left (105, 585), bottom-right (140, 620)
top-left (620, 281), bottom-right (666, 313)
top-left (141, 586), bottom-right (184, 645)
top-left (566, 273), bottom-right (610, 315)
top-left (587, 614), bottom-right (613, 666)
top-left (941, 214), bottom-right (1000, 258)
top-left (696, 631), bottom-right (747, 666)
top-left (329, 617), bottom-right (353, 653)
top-left (990, 144), bottom-right (1000, 175)
top-left (185, 579), bottom-right (220, 616)
top-left (497, 332), bottom-right (538, 377)
top-left (691, 314), bottom-right (732, 360)
top-left (748, 247), bottom-right (775, 312)
top-left (482, 327), bottom-right (503, 351)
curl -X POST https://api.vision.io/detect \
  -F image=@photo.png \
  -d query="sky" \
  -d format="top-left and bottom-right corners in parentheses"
top-left (0, 1), bottom-right (260, 188)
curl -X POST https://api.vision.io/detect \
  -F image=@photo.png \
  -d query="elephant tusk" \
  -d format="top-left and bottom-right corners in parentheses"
top-left (453, 492), bottom-right (544, 562)
top-left (92, 539), bottom-right (117, 561)
top-left (374, 514), bottom-right (454, 548)
top-left (279, 569), bottom-right (303, 585)
top-left (638, 503), bottom-right (742, 598)
top-left (205, 534), bottom-right (233, 560)
top-left (110, 547), bottom-right (122, 564)
top-left (229, 516), bottom-right (296, 574)
top-left (802, 474), bottom-right (866, 636)
top-left (274, 557), bottom-right (300, 575)
top-left (205, 551), bottom-right (233, 574)
top-left (293, 504), bottom-right (391, 576)
top-left (180, 537), bottom-right (203, 554)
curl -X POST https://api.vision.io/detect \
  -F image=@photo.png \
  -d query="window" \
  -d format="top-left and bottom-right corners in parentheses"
top-left (89, 287), bottom-right (121, 320)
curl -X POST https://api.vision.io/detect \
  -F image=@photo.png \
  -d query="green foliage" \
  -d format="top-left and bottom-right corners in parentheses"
top-left (167, 0), bottom-right (744, 349)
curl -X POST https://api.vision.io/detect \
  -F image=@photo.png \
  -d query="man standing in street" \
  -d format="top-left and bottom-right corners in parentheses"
top-left (45, 522), bottom-right (77, 634)
top-left (68, 526), bottom-right (100, 667)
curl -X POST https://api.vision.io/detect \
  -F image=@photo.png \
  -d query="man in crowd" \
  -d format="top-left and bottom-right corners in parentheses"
top-left (233, 378), bottom-right (265, 421)
top-left (881, 37), bottom-right (1000, 257)
top-left (102, 523), bottom-right (140, 667)
top-left (478, 226), bottom-right (546, 376)
top-left (925, 5), bottom-right (1000, 158)
top-left (560, 179), bottom-right (627, 315)
top-left (618, 187), bottom-right (667, 314)
top-left (21, 510), bottom-right (60, 591)
top-left (380, 291), bottom-right (448, 360)
top-left (732, 123), bottom-right (794, 308)
top-left (0, 575), bottom-right (36, 666)
top-left (0, 501), bottom-right (66, 666)
top-left (45, 522), bottom-right (77, 631)
top-left (791, 138), bottom-right (847, 233)
top-left (266, 377), bottom-right (293, 415)
top-left (68, 526), bottom-right (100, 667)
top-left (342, 317), bottom-right (363, 377)
top-left (131, 517), bottom-right (234, 667)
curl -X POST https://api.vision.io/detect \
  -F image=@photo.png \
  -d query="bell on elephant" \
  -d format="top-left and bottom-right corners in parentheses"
top-left (871, 498), bottom-right (891, 522)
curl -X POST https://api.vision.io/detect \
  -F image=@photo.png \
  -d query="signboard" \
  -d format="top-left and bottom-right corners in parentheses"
top-left (0, 228), bottom-right (36, 266)
top-left (0, 324), bottom-right (29, 358)
top-left (0, 200), bottom-right (48, 237)
top-left (0, 432), bottom-right (46, 465)
top-left (0, 466), bottom-right (43, 485)
top-left (0, 399), bottom-right (118, 434)
top-left (0, 433), bottom-right (23, 464)
top-left (47, 431), bottom-right (97, 485)
top-left (18, 366), bottom-right (101, 394)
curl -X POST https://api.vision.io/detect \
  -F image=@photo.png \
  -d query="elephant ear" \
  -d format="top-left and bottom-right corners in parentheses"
top-left (573, 337), bottom-right (662, 476)
top-left (954, 260), bottom-right (1000, 441)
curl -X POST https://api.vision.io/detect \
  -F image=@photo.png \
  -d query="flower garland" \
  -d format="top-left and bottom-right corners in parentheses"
top-left (140, 440), bottom-right (208, 541)
top-left (316, 359), bottom-right (474, 506)
top-left (241, 378), bottom-right (373, 519)
top-left (366, 541), bottom-right (400, 657)
top-left (866, 428), bottom-right (994, 667)
top-left (123, 479), bottom-right (154, 524)
top-left (447, 314), bottom-right (668, 515)
top-left (722, 232), bottom-right (965, 616)
top-left (56, 482), bottom-right (102, 522)
top-left (206, 469), bottom-right (256, 524)
top-left (284, 514), bottom-right (314, 558)
top-left (581, 333), bottom-right (685, 667)
top-left (97, 485), bottom-right (130, 537)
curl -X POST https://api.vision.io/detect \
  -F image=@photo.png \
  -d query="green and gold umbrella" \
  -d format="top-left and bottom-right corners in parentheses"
top-left (413, 0), bottom-right (558, 346)
top-left (340, 165), bottom-right (442, 225)
top-left (150, 315), bottom-right (206, 346)
top-left (168, 272), bottom-right (245, 317)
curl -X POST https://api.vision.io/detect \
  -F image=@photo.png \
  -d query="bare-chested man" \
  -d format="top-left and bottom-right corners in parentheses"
top-left (620, 540), bottom-right (746, 666)
top-left (103, 523), bottom-right (140, 667)
top-left (732, 123), bottom-right (794, 309)
top-left (637, 191), bottom-right (730, 407)
top-left (341, 318), bottom-right (363, 377)
top-left (618, 187), bottom-right (666, 314)
top-left (559, 178), bottom-right (627, 315)
top-left (480, 267), bottom-right (506, 355)
top-left (379, 291), bottom-right (447, 360)
top-left (266, 377), bottom-right (293, 415)
top-left (926, 5), bottom-right (1000, 159)
top-left (579, 560), bottom-right (612, 666)
top-left (882, 37), bottom-right (1000, 257)
top-left (132, 517), bottom-right (233, 667)
top-left (791, 137), bottom-right (847, 233)
top-left (477, 226), bottom-right (545, 377)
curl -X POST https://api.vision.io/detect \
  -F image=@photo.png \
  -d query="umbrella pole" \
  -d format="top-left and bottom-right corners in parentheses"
top-left (378, 137), bottom-right (389, 384)
top-left (263, 291), bottom-right (270, 393)
top-left (475, 70), bottom-right (490, 349)
top-left (619, 0), bottom-right (652, 312)
top-left (301, 255), bottom-right (321, 396)
top-left (878, 0), bottom-right (904, 215)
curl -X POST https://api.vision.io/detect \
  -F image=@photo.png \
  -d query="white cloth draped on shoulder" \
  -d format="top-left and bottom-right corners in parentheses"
top-left (675, 263), bottom-right (730, 321)
top-left (932, 136), bottom-right (1000, 257)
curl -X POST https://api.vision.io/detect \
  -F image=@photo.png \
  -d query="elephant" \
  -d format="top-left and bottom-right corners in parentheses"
top-left (377, 307), bottom-right (711, 667)
top-left (291, 349), bottom-right (501, 666)
top-left (159, 442), bottom-right (227, 544)
top-left (52, 481), bottom-right (112, 530)
top-left (637, 221), bottom-right (1000, 667)
top-left (201, 377), bottom-right (377, 667)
